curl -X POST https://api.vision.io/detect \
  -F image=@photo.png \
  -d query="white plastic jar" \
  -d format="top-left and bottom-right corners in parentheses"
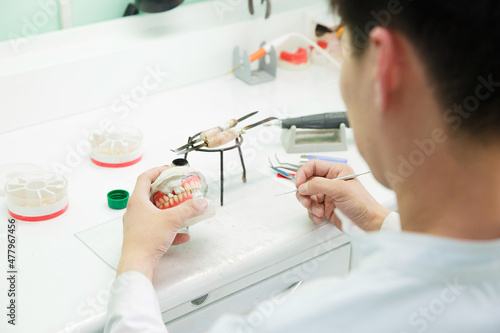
top-left (5, 171), bottom-right (69, 221)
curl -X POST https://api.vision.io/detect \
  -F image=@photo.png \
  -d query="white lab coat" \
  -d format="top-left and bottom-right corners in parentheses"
top-left (104, 213), bottom-right (500, 333)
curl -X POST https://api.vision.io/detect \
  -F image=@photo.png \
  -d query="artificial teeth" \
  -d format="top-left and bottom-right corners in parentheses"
top-left (174, 195), bottom-right (179, 203)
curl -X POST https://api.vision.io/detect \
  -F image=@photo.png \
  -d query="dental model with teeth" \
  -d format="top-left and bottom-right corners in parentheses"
top-left (150, 164), bottom-right (215, 228)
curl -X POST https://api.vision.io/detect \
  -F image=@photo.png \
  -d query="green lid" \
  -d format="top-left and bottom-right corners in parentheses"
top-left (107, 190), bottom-right (129, 210)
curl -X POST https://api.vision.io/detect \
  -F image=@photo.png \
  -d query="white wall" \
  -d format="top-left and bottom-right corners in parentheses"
top-left (0, 0), bottom-right (332, 134)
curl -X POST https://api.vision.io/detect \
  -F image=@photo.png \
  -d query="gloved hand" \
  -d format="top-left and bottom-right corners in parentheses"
top-left (116, 166), bottom-right (208, 282)
top-left (295, 160), bottom-right (390, 231)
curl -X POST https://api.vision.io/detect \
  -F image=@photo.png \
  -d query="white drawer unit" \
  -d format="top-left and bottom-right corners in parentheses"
top-left (164, 241), bottom-right (351, 332)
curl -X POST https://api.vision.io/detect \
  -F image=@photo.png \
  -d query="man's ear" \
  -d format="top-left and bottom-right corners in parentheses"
top-left (370, 27), bottom-right (402, 112)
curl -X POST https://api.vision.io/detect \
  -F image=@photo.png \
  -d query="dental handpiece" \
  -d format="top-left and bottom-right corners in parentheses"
top-left (280, 112), bottom-right (349, 129)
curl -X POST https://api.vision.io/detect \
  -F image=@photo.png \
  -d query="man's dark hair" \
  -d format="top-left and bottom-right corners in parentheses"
top-left (331, 0), bottom-right (500, 142)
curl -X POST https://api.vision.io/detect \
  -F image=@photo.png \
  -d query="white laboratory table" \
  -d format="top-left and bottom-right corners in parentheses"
top-left (0, 65), bottom-right (396, 333)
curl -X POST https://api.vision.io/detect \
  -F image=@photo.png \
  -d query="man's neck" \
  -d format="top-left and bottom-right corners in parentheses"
top-left (396, 142), bottom-right (500, 240)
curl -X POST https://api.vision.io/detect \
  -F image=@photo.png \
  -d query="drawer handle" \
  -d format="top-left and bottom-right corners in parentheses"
top-left (279, 280), bottom-right (303, 299)
top-left (191, 294), bottom-right (209, 306)
top-left (284, 280), bottom-right (303, 294)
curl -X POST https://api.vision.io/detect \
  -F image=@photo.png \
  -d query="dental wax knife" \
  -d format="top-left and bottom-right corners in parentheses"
top-left (274, 112), bottom-right (349, 129)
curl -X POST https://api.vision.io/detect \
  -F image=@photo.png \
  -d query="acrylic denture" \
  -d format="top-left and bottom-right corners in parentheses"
top-left (153, 175), bottom-right (203, 210)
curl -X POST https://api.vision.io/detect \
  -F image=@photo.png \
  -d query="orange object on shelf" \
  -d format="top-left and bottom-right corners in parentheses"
top-left (279, 47), bottom-right (308, 65)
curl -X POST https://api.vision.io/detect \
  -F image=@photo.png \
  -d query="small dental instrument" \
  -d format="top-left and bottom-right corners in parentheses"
top-left (227, 33), bottom-right (342, 74)
top-left (274, 171), bottom-right (371, 196)
top-left (268, 157), bottom-right (296, 181)
top-left (270, 154), bottom-right (347, 173)
top-left (273, 154), bottom-right (301, 171)
top-left (270, 167), bottom-right (295, 181)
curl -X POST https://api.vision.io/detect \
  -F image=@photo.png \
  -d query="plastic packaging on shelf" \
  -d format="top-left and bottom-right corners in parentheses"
top-left (89, 126), bottom-right (143, 168)
top-left (5, 171), bottom-right (69, 221)
top-left (279, 47), bottom-right (310, 70)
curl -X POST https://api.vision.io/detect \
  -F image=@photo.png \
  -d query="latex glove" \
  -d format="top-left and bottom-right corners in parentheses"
top-left (116, 166), bottom-right (208, 282)
top-left (295, 160), bottom-right (390, 232)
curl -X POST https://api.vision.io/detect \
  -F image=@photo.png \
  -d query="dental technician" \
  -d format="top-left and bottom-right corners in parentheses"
top-left (105, 0), bottom-right (500, 332)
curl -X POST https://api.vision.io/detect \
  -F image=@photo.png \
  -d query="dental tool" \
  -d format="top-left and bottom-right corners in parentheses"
top-left (274, 171), bottom-right (371, 197)
top-left (269, 156), bottom-right (296, 181)
top-left (270, 166), bottom-right (295, 181)
top-left (268, 157), bottom-right (296, 181)
top-left (273, 154), bottom-right (301, 171)
top-left (270, 154), bottom-right (347, 173)
top-left (267, 112), bottom-right (349, 130)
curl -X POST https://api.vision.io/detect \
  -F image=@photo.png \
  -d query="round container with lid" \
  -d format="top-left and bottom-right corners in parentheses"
top-left (89, 126), bottom-right (143, 168)
top-left (5, 171), bottom-right (69, 222)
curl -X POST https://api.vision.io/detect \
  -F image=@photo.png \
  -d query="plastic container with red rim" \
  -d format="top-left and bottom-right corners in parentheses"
top-left (5, 171), bottom-right (69, 222)
top-left (89, 126), bottom-right (143, 168)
